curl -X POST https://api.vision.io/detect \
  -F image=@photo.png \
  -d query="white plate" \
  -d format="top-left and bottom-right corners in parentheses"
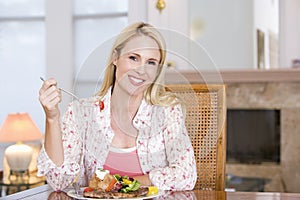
top-left (67, 188), bottom-right (163, 200)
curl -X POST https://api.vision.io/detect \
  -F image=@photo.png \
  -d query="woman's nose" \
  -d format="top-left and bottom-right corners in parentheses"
top-left (134, 64), bottom-right (146, 74)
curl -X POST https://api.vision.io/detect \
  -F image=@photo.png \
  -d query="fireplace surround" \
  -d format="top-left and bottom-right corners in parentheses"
top-left (226, 81), bottom-right (300, 192)
top-left (165, 69), bottom-right (300, 192)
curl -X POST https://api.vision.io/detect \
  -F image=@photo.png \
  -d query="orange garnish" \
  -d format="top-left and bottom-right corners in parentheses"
top-left (84, 187), bottom-right (94, 193)
top-left (105, 179), bottom-right (117, 192)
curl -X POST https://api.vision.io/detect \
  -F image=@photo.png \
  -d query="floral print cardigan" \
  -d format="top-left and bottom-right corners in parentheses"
top-left (37, 88), bottom-right (197, 191)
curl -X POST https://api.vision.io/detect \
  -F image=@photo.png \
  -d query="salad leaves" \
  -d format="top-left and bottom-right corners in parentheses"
top-left (113, 174), bottom-right (141, 193)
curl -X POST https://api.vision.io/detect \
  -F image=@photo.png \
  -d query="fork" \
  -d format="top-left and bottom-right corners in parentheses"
top-left (40, 77), bottom-right (79, 100)
top-left (72, 172), bottom-right (81, 195)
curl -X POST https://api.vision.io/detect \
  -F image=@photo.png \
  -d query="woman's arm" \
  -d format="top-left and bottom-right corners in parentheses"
top-left (38, 78), bottom-right (83, 191)
top-left (39, 78), bottom-right (64, 165)
top-left (149, 104), bottom-right (197, 191)
top-left (38, 102), bottom-right (84, 191)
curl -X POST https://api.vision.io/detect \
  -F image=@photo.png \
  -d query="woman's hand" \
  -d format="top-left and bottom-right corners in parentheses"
top-left (39, 78), bottom-right (62, 120)
top-left (133, 174), bottom-right (152, 186)
top-left (48, 191), bottom-right (73, 200)
top-left (39, 78), bottom-right (64, 166)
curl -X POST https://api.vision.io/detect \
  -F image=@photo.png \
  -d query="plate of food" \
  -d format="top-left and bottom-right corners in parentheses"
top-left (67, 169), bottom-right (163, 200)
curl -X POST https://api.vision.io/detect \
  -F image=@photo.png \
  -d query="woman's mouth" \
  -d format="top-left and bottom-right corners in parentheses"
top-left (128, 75), bottom-right (145, 86)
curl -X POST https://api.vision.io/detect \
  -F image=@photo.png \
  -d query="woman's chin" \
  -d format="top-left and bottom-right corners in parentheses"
top-left (129, 87), bottom-right (146, 96)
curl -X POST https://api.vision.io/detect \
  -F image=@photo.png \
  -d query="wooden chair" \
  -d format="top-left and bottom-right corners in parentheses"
top-left (166, 84), bottom-right (226, 191)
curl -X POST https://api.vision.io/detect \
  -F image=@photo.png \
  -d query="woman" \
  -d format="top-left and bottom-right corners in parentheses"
top-left (37, 22), bottom-right (197, 191)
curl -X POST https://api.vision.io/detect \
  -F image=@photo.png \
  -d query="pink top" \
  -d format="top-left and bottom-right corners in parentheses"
top-left (103, 146), bottom-right (144, 177)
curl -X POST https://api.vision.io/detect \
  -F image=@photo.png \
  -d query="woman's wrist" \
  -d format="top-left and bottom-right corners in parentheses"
top-left (133, 174), bottom-right (152, 186)
top-left (46, 114), bottom-right (60, 124)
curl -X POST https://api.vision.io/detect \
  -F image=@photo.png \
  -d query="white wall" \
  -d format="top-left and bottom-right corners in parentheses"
top-left (128, 0), bottom-right (147, 23)
top-left (254, 0), bottom-right (279, 35)
top-left (189, 0), bottom-right (254, 70)
top-left (46, 0), bottom-right (73, 113)
top-left (280, 0), bottom-right (300, 68)
top-left (147, 0), bottom-right (190, 70)
top-left (254, 0), bottom-right (279, 69)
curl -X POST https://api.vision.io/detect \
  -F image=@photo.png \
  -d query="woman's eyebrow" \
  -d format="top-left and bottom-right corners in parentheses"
top-left (148, 57), bottom-right (159, 62)
top-left (123, 52), bottom-right (140, 58)
top-left (128, 52), bottom-right (159, 62)
top-left (129, 52), bottom-right (141, 57)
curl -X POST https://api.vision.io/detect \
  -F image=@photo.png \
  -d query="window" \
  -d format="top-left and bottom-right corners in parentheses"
top-left (0, 0), bottom-right (45, 131)
top-left (0, 1), bottom-right (130, 132)
top-left (73, 0), bottom-right (128, 97)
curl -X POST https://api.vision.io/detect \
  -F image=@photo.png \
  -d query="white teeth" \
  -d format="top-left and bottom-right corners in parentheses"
top-left (130, 76), bottom-right (144, 83)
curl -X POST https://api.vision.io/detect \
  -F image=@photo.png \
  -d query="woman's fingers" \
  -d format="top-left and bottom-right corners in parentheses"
top-left (40, 89), bottom-right (61, 109)
top-left (44, 96), bottom-right (61, 110)
top-left (39, 78), bottom-right (57, 95)
top-left (40, 85), bottom-right (61, 104)
top-left (39, 78), bottom-right (62, 118)
top-left (40, 85), bottom-right (59, 101)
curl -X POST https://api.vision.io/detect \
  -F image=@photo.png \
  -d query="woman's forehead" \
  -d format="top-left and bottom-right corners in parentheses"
top-left (121, 35), bottom-right (160, 55)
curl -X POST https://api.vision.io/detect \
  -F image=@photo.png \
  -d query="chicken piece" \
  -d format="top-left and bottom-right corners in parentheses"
top-left (88, 173), bottom-right (115, 191)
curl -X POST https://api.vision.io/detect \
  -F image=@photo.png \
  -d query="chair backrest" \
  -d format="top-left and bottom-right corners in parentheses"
top-left (166, 84), bottom-right (226, 191)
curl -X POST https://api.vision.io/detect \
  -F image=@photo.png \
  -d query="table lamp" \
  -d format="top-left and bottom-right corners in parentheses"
top-left (0, 113), bottom-right (43, 173)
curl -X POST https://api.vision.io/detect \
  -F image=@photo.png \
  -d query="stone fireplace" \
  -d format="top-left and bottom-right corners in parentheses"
top-left (226, 81), bottom-right (300, 193)
top-left (166, 69), bottom-right (300, 192)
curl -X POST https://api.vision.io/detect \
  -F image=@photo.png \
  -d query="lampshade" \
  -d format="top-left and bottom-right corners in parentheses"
top-left (0, 113), bottom-right (43, 142)
top-left (0, 113), bottom-right (43, 172)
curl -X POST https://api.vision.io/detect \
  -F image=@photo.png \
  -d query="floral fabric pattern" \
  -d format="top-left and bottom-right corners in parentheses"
top-left (37, 88), bottom-right (197, 191)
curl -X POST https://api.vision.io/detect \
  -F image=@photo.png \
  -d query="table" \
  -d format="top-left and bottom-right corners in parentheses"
top-left (0, 175), bottom-right (46, 196)
top-left (226, 174), bottom-right (270, 192)
top-left (1, 184), bottom-right (300, 200)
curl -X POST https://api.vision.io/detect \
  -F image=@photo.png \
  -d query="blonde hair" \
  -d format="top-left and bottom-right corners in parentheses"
top-left (97, 22), bottom-right (180, 107)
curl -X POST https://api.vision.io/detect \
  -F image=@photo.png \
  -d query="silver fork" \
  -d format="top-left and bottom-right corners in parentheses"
top-left (40, 77), bottom-right (80, 100)
top-left (72, 172), bottom-right (81, 195)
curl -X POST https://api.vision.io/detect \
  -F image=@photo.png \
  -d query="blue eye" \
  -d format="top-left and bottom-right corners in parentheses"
top-left (148, 61), bottom-right (157, 66)
top-left (129, 56), bottom-right (137, 61)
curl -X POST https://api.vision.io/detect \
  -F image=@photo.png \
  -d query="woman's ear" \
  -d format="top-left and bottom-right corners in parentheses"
top-left (112, 50), bottom-right (118, 66)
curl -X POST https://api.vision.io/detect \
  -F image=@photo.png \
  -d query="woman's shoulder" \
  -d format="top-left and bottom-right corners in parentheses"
top-left (151, 101), bottom-right (184, 117)
top-left (152, 100), bottom-right (182, 109)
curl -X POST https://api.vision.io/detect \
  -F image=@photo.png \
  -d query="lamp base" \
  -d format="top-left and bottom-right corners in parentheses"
top-left (5, 142), bottom-right (33, 172)
top-left (9, 169), bottom-right (30, 182)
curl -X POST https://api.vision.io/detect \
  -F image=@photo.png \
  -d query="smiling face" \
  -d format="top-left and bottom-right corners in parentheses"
top-left (113, 35), bottom-right (161, 97)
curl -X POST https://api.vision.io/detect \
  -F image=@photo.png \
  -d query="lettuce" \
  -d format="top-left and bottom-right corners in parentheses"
top-left (120, 180), bottom-right (140, 193)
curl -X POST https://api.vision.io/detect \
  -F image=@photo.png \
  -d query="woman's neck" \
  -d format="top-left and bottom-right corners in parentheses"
top-left (111, 84), bottom-right (143, 119)
top-left (110, 84), bottom-right (143, 140)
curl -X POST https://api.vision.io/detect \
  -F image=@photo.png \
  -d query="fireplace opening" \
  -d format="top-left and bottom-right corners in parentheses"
top-left (226, 109), bottom-right (280, 164)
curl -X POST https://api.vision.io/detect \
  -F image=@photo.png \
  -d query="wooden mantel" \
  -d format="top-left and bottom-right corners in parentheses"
top-left (165, 69), bottom-right (300, 84)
